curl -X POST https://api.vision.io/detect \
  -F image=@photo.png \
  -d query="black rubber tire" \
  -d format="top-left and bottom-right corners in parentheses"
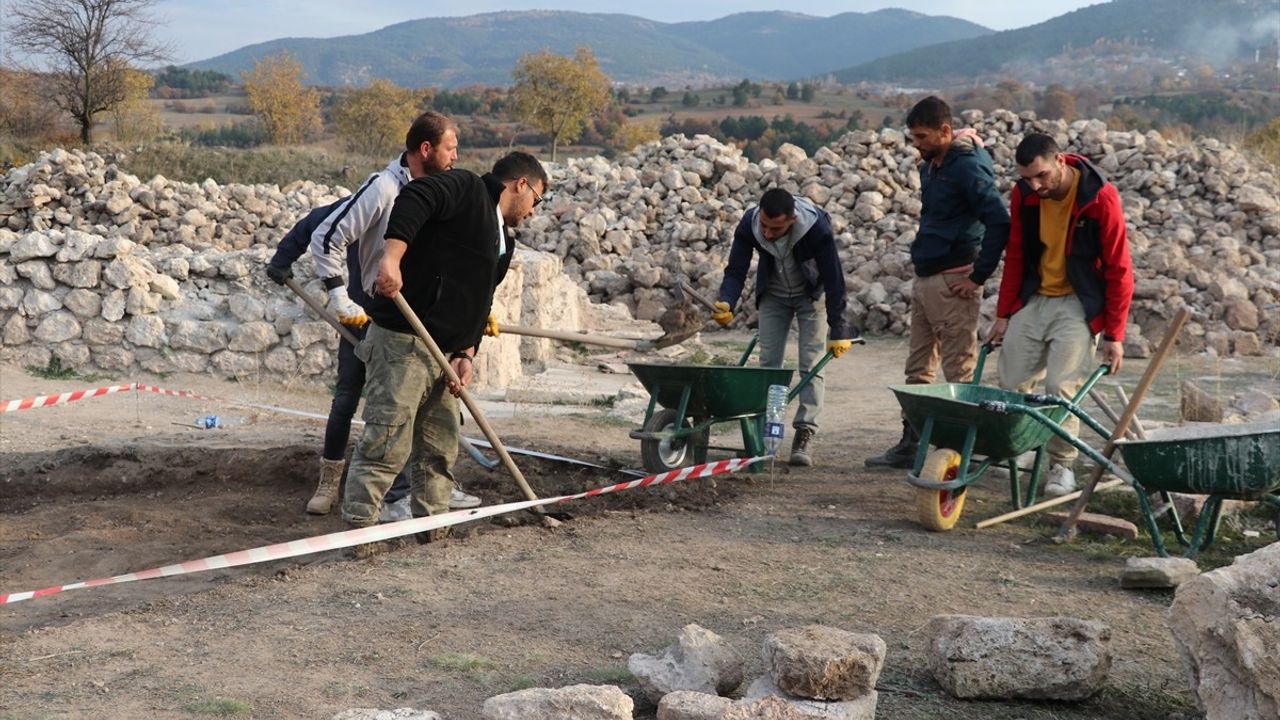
top-left (640, 408), bottom-right (692, 474)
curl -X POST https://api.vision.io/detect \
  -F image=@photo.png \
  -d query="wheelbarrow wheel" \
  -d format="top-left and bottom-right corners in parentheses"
top-left (640, 408), bottom-right (694, 474)
top-left (916, 448), bottom-right (967, 532)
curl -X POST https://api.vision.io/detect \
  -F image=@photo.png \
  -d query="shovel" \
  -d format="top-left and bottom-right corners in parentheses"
top-left (391, 293), bottom-right (570, 525)
top-left (497, 323), bottom-right (699, 351)
top-left (678, 280), bottom-right (757, 329)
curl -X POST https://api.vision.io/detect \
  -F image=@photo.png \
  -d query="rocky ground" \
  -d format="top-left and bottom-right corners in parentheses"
top-left (2, 335), bottom-right (1277, 719)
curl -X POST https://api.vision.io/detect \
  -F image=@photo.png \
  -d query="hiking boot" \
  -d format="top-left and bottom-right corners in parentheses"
top-left (1044, 464), bottom-right (1078, 497)
top-left (449, 484), bottom-right (482, 509)
top-left (865, 420), bottom-right (918, 469)
top-left (789, 427), bottom-right (815, 467)
top-left (307, 458), bottom-right (345, 515)
top-left (379, 496), bottom-right (412, 522)
top-left (415, 526), bottom-right (453, 545)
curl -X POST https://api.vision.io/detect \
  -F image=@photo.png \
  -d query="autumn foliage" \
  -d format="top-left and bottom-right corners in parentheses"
top-left (242, 53), bottom-right (321, 145)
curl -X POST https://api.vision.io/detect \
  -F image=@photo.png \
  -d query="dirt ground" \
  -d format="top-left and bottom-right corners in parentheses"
top-left (1, 335), bottom-right (1275, 720)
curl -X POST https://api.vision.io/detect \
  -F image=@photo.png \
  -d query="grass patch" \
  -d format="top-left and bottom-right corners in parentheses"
top-left (115, 142), bottom-right (383, 187)
top-left (582, 666), bottom-right (634, 685)
top-left (430, 653), bottom-right (495, 673)
top-left (183, 698), bottom-right (251, 716)
top-left (24, 357), bottom-right (110, 383)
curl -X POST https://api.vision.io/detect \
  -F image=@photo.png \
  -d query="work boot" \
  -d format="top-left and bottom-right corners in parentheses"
top-left (789, 427), bottom-right (816, 467)
top-left (415, 525), bottom-right (453, 545)
top-left (307, 458), bottom-right (345, 515)
top-left (864, 420), bottom-right (918, 469)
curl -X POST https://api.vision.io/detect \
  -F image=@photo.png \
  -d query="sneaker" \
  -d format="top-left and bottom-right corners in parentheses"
top-left (1043, 464), bottom-right (1077, 497)
top-left (449, 484), bottom-right (482, 509)
top-left (379, 496), bottom-right (412, 522)
top-left (789, 427), bottom-right (815, 467)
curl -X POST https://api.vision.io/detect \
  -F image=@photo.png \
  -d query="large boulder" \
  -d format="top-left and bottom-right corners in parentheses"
top-left (761, 626), bottom-right (885, 701)
top-left (742, 675), bottom-right (877, 720)
top-left (629, 624), bottom-right (743, 703)
top-left (482, 684), bottom-right (633, 720)
top-left (926, 615), bottom-right (1111, 700)
top-left (1168, 543), bottom-right (1280, 720)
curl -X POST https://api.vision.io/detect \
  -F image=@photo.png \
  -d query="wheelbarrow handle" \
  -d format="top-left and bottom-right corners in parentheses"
top-left (787, 350), bottom-right (837, 404)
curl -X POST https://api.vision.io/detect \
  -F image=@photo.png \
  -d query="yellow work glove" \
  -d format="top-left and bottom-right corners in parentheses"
top-left (328, 286), bottom-right (370, 328)
top-left (827, 339), bottom-right (853, 358)
top-left (711, 301), bottom-right (733, 327)
top-left (484, 313), bottom-right (500, 338)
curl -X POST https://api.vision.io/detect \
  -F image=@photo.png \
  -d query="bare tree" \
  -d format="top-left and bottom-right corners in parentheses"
top-left (5, 0), bottom-right (171, 143)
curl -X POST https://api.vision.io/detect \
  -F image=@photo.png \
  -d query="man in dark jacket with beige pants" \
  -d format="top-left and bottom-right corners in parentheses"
top-left (866, 96), bottom-right (1011, 469)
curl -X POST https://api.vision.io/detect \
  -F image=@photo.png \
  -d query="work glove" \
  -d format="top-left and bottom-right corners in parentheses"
top-left (827, 339), bottom-right (853, 359)
top-left (484, 313), bottom-right (500, 337)
top-left (265, 263), bottom-right (292, 286)
top-left (711, 301), bottom-right (733, 327)
top-left (327, 286), bottom-right (370, 327)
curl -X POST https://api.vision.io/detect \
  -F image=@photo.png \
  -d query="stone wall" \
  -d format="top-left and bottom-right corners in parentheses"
top-left (521, 110), bottom-right (1279, 357)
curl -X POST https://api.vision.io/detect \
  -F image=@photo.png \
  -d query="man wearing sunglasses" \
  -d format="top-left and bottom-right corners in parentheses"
top-left (341, 152), bottom-right (549, 542)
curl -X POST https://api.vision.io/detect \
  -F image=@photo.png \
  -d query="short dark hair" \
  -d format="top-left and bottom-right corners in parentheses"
top-left (491, 151), bottom-right (549, 189)
top-left (405, 111), bottom-right (456, 152)
top-left (905, 96), bottom-right (951, 130)
top-left (1015, 133), bottom-right (1060, 166)
top-left (759, 188), bottom-right (795, 218)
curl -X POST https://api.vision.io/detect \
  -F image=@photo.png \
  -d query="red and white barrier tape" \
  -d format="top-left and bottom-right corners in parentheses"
top-left (0, 382), bottom-right (218, 413)
top-left (0, 456), bottom-right (765, 605)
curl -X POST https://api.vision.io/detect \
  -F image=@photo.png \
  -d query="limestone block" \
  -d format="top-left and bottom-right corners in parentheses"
top-left (52, 341), bottom-right (90, 367)
top-left (103, 255), bottom-right (153, 289)
top-left (264, 346), bottom-right (298, 373)
top-left (91, 345), bottom-right (134, 372)
top-left (82, 318), bottom-right (125, 345)
top-left (3, 312), bottom-right (30, 345)
top-left (298, 346), bottom-right (332, 375)
top-left (1169, 543), bottom-right (1280, 720)
top-left (229, 293), bottom-right (267, 322)
top-left (169, 350), bottom-right (208, 374)
top-left (0, 261), bottom-right (15, 285)
top-left (762, 626), bottom-right (884, 701)
top-left (126, 286), bottom-right (161, 315)
top-left (629, 624), bottom-right (743, 704)
top-left (51, 260), bottom-right (102, 288)
top-left (1120, 557), bottom-right (1200, 589)
top-left (1234, 184), bottom-right (1279, 214)
top-left (290, 320), bottom-right (336, 351)
top-left (22, 290), bottom-right (63, 317)
top-left (0, 286), bottom-right (23, 310)
top-left (9, 232), bottom-right (59, 262)
top-left (101, 289), bottom-right (126, 322)
top-left (742, 676), bottom-right (877, 719)
top-left (656, 691), bottom-right (733, 720)
top-left (228, 321), bottom-right (277, 353)
top-left (926, 615), bottom-right (1111, 701)
top-left (169, 319), bottom-right (229, 353)
top-left (482, 684), bottom-right (633, 720)
top-left (1181, 381), bottom-right (1224, 423)
top-left (16, 260), bottom-right (55, 290)
top-left (92, 236), bottom-right (135, 259)
top-left (211, 350), bottom-right (259, 376)
top-left (125, 315), bottom-right (167, 348)
top-left (331, 710), bottom-right (441, 720)
top-left (33, 311), bottom-right (82, 343)
top-left (150, 274), bottom-right (182, 300)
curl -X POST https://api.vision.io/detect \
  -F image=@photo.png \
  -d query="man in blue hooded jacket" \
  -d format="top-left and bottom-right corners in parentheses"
top-left (865, 96), bottom-right (1011, 469)
top-left (713, 188), bottom-right (856, 466)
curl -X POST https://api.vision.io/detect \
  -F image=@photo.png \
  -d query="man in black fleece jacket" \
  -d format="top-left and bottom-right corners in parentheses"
top-left (341, 152), bottom-right (548, 535)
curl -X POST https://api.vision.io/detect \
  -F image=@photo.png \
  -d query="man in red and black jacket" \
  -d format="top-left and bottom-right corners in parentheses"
top-left (988, 133), bottom-right (1134, 497)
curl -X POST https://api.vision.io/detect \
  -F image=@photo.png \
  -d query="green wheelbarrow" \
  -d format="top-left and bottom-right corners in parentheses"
top-left (892, 343), bottom-right (1114, 531)
top-left (1113, 420), bottom-right (1280, 558)
top-left (627, 336), bottom-right (858, 473)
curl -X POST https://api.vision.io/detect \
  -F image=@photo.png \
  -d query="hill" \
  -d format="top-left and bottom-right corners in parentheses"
top-left (184, 10), bottom-right (990, 88)
top-left (832, 0), bottom-right (1278, 86)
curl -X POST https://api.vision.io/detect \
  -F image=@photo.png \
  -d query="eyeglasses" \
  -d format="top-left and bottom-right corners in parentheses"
top-left (527, 180), bottom-right (544, 208)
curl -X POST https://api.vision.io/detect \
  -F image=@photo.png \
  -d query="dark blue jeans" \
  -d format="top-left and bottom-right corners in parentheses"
top-left (325, 326), bottom-right (410, 504)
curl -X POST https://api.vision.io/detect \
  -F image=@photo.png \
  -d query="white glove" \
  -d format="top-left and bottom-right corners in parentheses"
top-left (327, 285), bottom-right (370, 327)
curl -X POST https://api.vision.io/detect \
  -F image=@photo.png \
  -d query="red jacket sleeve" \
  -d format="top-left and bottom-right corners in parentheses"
top-left (1094, 184), bottom-right (1133, 342)
top-left (995, 185), bottom-right (1026, 319)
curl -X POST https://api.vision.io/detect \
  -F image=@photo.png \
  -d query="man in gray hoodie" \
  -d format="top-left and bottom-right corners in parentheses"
top-left (713, 189), bottom-right (856, 466)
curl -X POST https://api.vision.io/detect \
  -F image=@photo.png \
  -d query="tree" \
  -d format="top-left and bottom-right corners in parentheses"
top-left (609, 120), bottom-right (660, 153)
top-left (786, 82), bottom-right (800, 100)
top-left (108, 63), bottom-right (162, 143)
top-left (1037, 84), bottom-right (1078, 121)
top-left (332, 79), bottom-right (419, 156)
top-left (681, 91), bottom-right (700, 108)
top-left (800, 83), bottom-right (816, 103)
top-left (649, 86), bottom-right (668, 103)
top-left (242, 52), bottom-right (321, 145)
top-left (6, 0), bottom-right (171, 143)
top-left (510, 46), bottom-right (611, 161)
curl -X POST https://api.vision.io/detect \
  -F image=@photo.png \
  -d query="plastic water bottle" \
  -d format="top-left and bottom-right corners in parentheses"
top-left (764, 384), bottom-right (788, 455)
top-left (194, 415), bottom-right (241, 429)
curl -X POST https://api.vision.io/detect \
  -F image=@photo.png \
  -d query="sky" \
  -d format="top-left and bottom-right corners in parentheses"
top-left (152, 0), bottom-right (1104, 63)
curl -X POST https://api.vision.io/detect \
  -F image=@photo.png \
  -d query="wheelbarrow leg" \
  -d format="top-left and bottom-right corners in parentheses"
top-left (910, 416), bottom-right (936, 475)
top-left (740, 416), bottom-right (766, 473)
top-left (1133, 487), bottom-right (1171, 558)
top-left (1185, 496), bottom-right (1225, 559)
